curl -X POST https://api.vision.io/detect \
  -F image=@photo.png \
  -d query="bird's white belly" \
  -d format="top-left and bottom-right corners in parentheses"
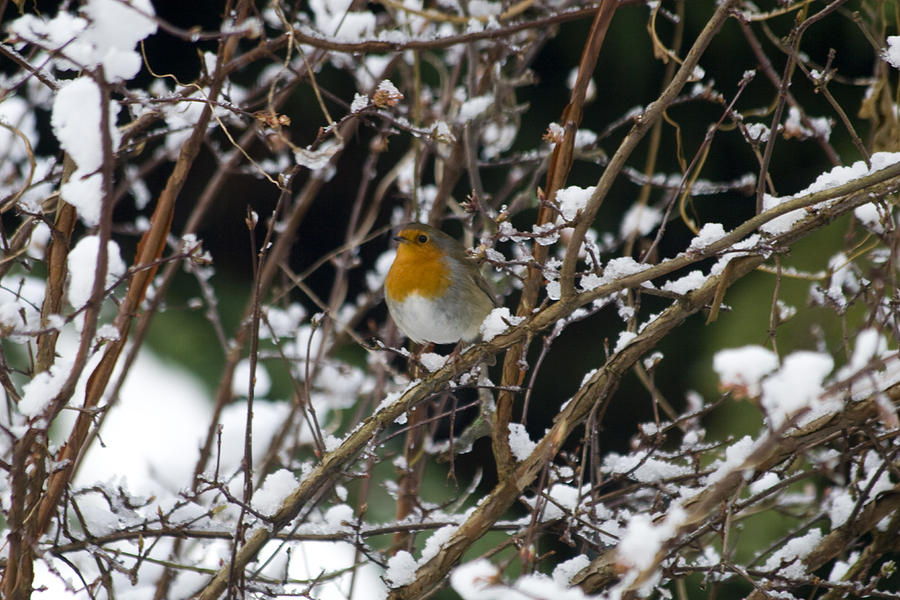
top-left (389, 293), bottom-right (471, 344)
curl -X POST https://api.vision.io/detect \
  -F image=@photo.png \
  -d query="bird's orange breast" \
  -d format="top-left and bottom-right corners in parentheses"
top-left (385, 242), bottom-right (451, 301)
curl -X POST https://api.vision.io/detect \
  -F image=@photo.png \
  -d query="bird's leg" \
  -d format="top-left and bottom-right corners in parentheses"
top-left (447, 340), bottom-right (464, 364)
top-left (408, 342), bottom-right (434, 377)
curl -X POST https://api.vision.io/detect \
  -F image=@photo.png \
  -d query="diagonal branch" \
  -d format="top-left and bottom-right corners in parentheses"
top-left (494, 0), bottom-right (619, 478)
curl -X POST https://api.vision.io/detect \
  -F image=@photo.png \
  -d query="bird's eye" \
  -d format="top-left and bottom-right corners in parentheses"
top-left (417, 234), bottom-right (428, 244)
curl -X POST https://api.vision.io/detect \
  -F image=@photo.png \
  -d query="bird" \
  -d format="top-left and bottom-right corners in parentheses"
top-left (384, 223), bottom-right (497, 345)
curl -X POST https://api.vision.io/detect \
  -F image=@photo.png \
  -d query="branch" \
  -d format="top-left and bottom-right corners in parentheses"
top-left (559, 0), bottom-right (739, 296)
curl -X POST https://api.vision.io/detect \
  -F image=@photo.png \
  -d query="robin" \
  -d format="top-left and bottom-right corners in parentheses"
top-left (385, 223), bottom-right (497, 344)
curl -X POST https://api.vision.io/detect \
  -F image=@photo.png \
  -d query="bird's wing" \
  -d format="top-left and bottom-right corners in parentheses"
top-left (474, 267), bottom-right (499, 308)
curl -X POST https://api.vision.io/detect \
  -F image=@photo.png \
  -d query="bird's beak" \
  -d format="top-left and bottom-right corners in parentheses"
top-left (393, 234), bottom-right (406, 243)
